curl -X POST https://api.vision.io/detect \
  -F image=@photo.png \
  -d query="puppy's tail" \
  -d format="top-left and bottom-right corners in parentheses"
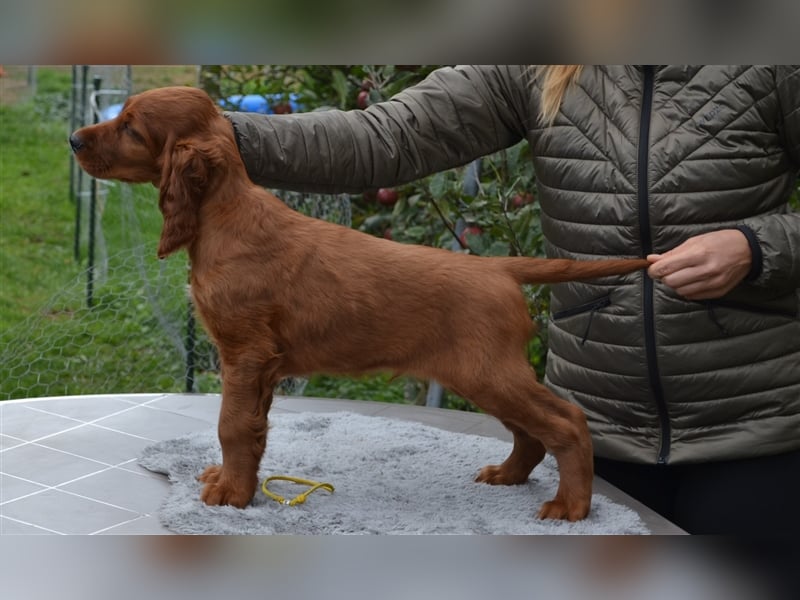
top-left (501, 257), bottom-right (650, 285)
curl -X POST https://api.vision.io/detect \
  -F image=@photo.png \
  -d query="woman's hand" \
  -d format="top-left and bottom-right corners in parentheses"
top-left (647, 229), bottom-right (753, 300)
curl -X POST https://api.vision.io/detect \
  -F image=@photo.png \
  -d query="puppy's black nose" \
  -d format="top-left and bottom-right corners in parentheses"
top-left (69, 133), bottom-right (84, 152)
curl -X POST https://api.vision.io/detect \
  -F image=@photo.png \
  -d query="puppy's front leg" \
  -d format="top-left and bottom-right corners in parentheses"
top-left (198, 358), bottom-right (275, 508)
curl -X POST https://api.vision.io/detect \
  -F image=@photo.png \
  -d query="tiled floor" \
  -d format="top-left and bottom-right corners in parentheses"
top-left (0, 394), bottom-right (685, 534)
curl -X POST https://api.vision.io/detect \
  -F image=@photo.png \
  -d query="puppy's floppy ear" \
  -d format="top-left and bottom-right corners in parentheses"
top-left (157, 139), bottom-right (220, 258)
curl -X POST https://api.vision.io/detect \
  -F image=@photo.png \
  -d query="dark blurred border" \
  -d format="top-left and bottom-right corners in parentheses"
top-left (1, 536), bottom-right (798, 600)
top-left (1, 0), bottom-right (799, 64)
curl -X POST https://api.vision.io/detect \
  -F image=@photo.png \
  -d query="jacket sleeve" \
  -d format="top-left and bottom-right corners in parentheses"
top-left (739, 212), bottom-right (800, 290)
top-left (740, 65), bottom-right (800, 291)
top-left (224, 65), bottom-right (534, 194)
top-left (776, 65), bottom-right (800, 167)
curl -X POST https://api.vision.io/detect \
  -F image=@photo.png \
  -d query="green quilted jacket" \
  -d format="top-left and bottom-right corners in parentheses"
top-left (226, 65), bottom-right (800, 465)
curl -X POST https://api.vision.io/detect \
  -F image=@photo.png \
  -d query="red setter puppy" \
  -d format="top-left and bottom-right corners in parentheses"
top-left (71, 87), bottom-right (649, 521)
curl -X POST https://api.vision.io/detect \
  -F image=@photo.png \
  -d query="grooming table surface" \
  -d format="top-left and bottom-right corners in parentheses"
top-left (0, 394), bottom-right (685, 534)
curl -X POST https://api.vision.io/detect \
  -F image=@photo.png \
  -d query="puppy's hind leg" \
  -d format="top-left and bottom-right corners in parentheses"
top-left (465, 366), bottom-right (593, 522)
top-left (475, 425), bottom-right (546, 485)
top-left (532, 395), bottom-right (594, 521)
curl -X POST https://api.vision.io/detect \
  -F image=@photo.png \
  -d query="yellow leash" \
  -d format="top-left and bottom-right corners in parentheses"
top-left (261, 475), bottom-right (335, 506)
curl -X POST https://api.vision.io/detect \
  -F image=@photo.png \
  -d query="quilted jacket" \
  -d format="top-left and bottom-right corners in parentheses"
top-left (226, 65), bottom-right (800, 465)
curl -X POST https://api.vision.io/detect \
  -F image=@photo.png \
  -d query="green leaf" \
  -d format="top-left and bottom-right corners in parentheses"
top-left (368, 88), bottom-right (383, 104)
top-left (487, 240), bottom-right (511, 256)
top-left (330, 69), bottom-right (351, 110)
top-left (403, 226), bottom-right (427, 240)
top-left (428, 172), bottom-right (448, 198)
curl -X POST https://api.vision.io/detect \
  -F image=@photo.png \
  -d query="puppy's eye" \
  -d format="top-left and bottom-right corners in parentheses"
top-left (122, 122), bottom-right (144, 142)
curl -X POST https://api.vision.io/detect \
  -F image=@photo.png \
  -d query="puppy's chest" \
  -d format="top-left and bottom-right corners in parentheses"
top-left (187, 270), bottom-right (276, 320)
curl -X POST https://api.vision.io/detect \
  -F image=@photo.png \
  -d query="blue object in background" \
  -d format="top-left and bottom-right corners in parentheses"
top-left (100, 103), bottom-right (124, 121)
top-left (98, 93), bottom-right (303, 122)
top-left (220, 93), bottom-right (302, 114)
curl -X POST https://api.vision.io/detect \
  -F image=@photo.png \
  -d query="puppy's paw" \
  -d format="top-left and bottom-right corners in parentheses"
top-left (198, 464), bottom-right (223, 484)
top-left (475, 464), bottom-right (529, 486)
top-left (197, 465), bottom-right (254, 508)
top-left (537, 498), bottom-right (590, 521)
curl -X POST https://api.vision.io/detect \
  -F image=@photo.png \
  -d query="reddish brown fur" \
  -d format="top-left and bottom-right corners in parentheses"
top-left (71, 87), bottom-right (650, 521)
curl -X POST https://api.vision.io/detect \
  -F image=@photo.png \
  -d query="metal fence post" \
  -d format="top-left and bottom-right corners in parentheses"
top-left (86, 75), bottom-right (101, 308)
top-left (74, 66), bottom-right (89, 262)
top-left (185, 296), bottom-right (196, 393)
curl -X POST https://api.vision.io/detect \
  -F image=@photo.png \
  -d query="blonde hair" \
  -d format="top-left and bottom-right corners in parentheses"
top-left (538, 65), bottom-right (583, 126)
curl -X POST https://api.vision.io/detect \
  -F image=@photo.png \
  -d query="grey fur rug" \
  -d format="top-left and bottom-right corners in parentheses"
top-left (139, 411), bottom-right (649, 535)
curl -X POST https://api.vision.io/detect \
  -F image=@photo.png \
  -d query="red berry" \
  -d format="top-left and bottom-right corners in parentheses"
top-left (376, 188), bottom-right (399, 206)
top-left (512, 192), bottom-right (534, 208)
top-left (458, 225), bottom-right (482, 247)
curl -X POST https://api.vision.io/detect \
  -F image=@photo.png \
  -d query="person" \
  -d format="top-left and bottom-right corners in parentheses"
top-left (222, 65), bottom-right (800, 535)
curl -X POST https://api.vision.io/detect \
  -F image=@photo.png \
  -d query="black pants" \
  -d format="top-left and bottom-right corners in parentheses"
top-left (594, 449), bottom-right (800, 536)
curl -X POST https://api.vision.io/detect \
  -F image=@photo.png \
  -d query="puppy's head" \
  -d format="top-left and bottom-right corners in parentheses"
top-left (70, 86), bottom-right (222, 184)
top-left (70, 86), bottom-right (231, 258)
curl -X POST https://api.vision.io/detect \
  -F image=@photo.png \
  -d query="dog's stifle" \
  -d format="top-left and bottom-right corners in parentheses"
top-left (70, 87), bottom-right (650, 521)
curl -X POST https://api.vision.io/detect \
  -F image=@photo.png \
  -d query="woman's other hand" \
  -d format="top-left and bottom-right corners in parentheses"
top-left (647, 229), bottom-right (753, 300)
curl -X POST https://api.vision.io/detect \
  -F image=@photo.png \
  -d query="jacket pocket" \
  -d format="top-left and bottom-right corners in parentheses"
top-left (701, 299), bottom-right (799, 337)
top-left (552, 295), bottom-right (612, 345)
top-left (702, 299), bottom-right (798, 319)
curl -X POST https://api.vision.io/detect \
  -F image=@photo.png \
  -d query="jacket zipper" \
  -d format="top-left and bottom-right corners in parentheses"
top-left (552, 295), bottom-right (612, 320)
top-left (552, 295), bottom-right (612, 346)
top-left (638, 66), bottom-right (671, 465)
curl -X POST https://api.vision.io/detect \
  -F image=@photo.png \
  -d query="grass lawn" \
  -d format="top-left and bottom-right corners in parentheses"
top-left (1, 99), bottom-right (76, 328)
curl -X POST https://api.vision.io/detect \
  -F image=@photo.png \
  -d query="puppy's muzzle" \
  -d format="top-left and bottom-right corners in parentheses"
top-left (69, 133), bottom-right (85, 153)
